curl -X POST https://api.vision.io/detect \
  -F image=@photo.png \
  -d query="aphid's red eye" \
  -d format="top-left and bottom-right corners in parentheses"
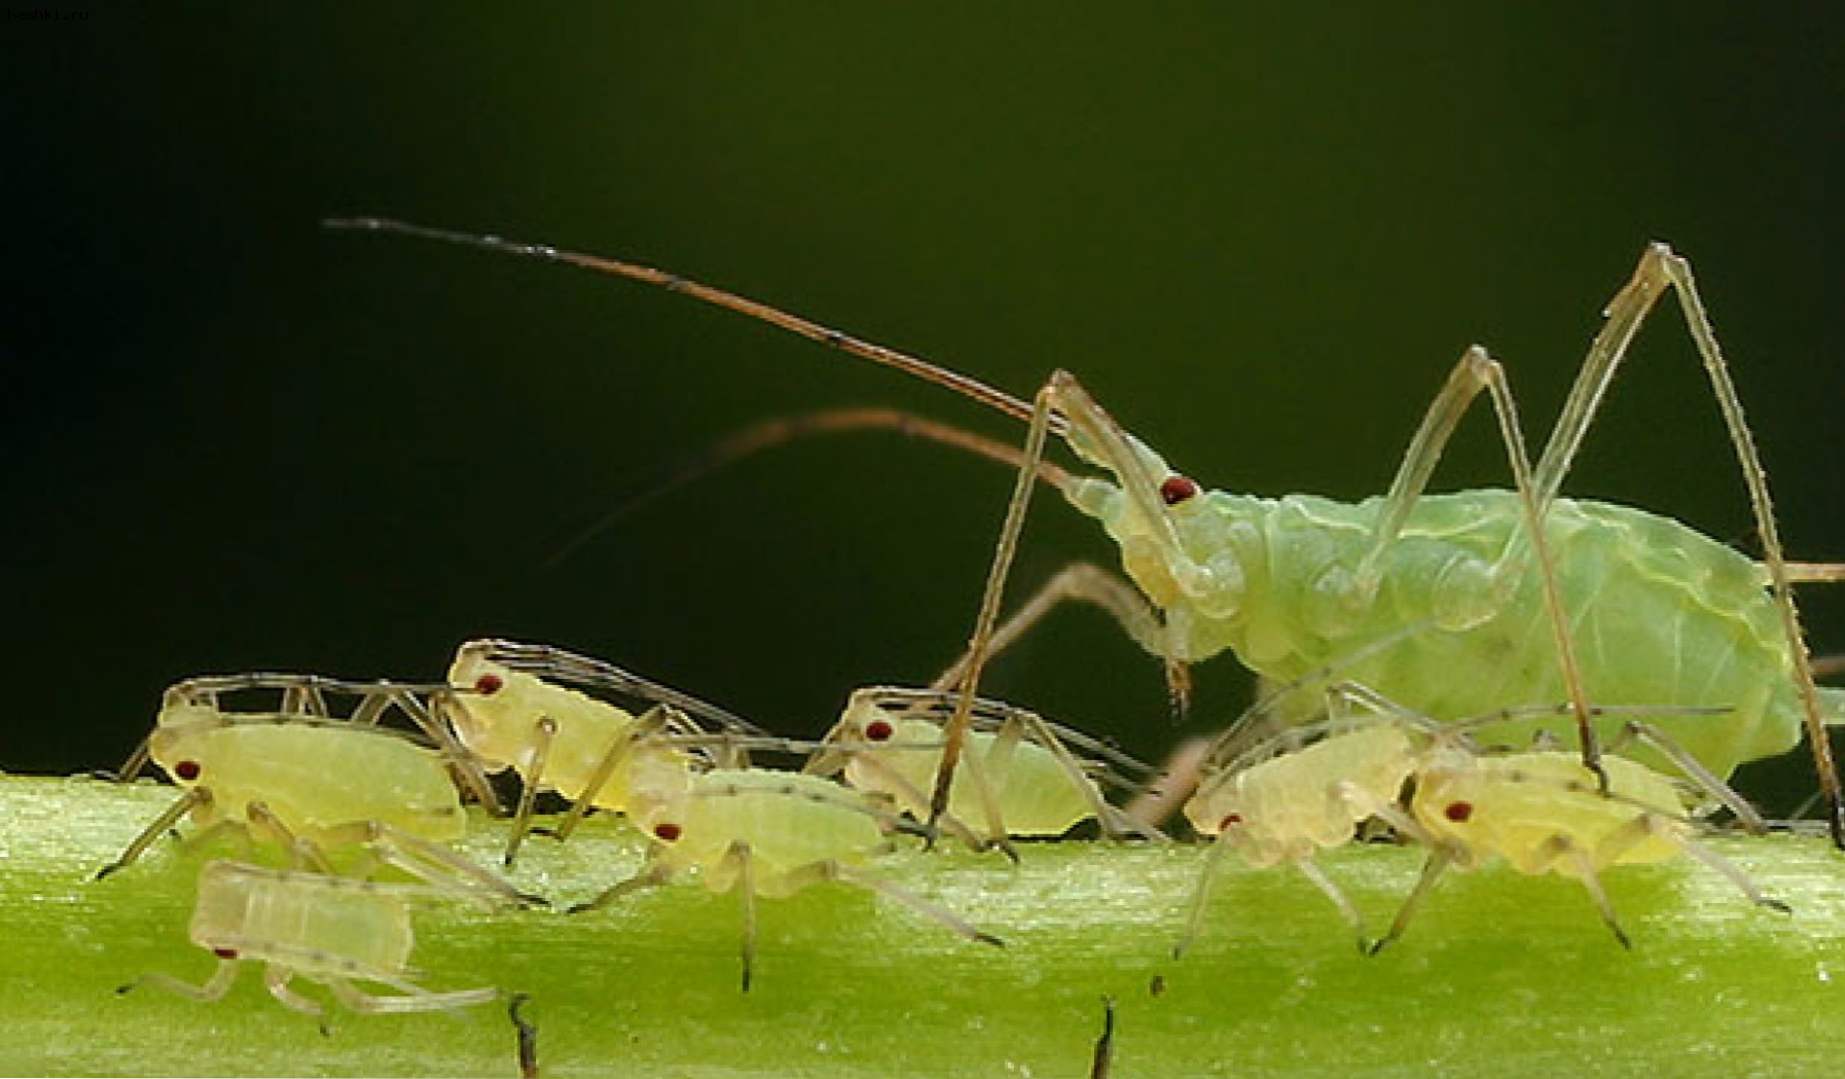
top-left (1218, 812), bottom-right (1243, 830)
top-left (1160, 474), bottom-right (1199, 506)
top-left (174, 759), bottom-right (202, 781)
top-left (865, 719), bottom-right (894, 742)
top-left (212, 947), bottom-right (238, 960)
top-left (475, 674), bottom-right (504, 695)
top-left (1444, 801), bottom-right (1474, 823)
top-left (653, 822), bottom-right (682, 842)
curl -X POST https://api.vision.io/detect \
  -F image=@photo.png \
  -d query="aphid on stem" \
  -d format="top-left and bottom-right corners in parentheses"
top-left (328, 218), bottom-right (1845, 850)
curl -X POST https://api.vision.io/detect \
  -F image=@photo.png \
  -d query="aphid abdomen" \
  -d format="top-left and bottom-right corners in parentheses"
top-left (192, 862), bottom-right (415, 977)
top-left (979, 738), bottom-right (1094, 836)
top-left (664, 771), bottom-right (885, 886)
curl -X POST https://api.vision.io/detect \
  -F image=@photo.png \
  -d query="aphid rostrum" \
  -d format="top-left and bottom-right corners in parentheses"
top-left (568, 767), bottom-right (1003, 991)
top-left (327, 218), bottom-right (1845, 846)
top-left (118, 859), bottom-right (504, 1024)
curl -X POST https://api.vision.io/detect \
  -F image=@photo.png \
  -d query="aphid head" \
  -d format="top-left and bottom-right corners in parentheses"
top-left (147, 725), bottom-right (209, 786)
top-left (443, 646), bottom-right (525, 764)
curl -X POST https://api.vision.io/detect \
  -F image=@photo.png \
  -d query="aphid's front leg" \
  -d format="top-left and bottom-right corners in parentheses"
top-left (404, 689), bottom-right (504, 816)
top-left (504, 716), bottom-right (559, 867)
top-left (1291, 857), bottom-right (1369, 954)
top-left (96, 787), bottom-right (210, 880)
top-left (1367, 846), bottom-right (1455, 956)
top-left (778, 858), bottom-right (1004, 949)
top-left (116, 954), bottom-right (239, 1002)
top-left (1529, 244), bottom-right (1842, 847)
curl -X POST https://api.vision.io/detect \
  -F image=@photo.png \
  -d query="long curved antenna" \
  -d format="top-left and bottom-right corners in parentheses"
top-left (324, 217), bottom-right (1063, 436)
top-left (545, 406), bottom-right (1076, 569)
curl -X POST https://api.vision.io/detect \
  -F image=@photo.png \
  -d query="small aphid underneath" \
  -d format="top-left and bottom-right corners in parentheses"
top-left (118, 860), bottom-right (503, 1023)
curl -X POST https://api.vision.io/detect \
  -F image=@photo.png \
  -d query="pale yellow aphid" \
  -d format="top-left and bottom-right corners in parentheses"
top-left (100, 675), bottom-right (528, 904)
top-left (810, 686), bottom-right (1162, 849)
top-left (569, 767), bottom-right (1003, 991)
top-left (443, 638), bottom-right (770, 866)
top-left (1373, 747), bottom-right (1789, 951)
top-left (118, 859), bottom-right (502, 1024)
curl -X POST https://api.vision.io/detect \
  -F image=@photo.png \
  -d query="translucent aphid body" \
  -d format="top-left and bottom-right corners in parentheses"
top-left (572, 767), bottom-right (1003, 989)
top-left (817, 687), bottom-right (1158, 844)
top-left (119, 860), bottom-right (499, 1020)
top-left (443, 639), bottom-right (774, 865)
top-left (1371, 747), bottom-right (1789, 950)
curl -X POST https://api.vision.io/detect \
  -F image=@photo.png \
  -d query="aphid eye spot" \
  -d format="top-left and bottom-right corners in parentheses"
top-left (1444, 801), bottom-right (1474, 823)
top-left (865, 719), bottom-right (894, 742)
top-left (475, 673), bottom-right (504, 695)
top-left (174, 759), bottom-right (202, 781)
top-left (653, 822), bottom-right (683, 842)
top-left (212, 947), bottom-right (238, 960)
top-left (1160, 474), bottom-right (1200, 506)
top-left (1218, 812), bottom-right (1243, 830)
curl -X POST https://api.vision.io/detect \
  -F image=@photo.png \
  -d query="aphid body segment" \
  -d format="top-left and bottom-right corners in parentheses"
top-left (573, 767), bottom-right (1002, 990)
top-left (817, 687), bottom-right (1157, 845)
top-left (120, 859), bottom-right (499, 1020)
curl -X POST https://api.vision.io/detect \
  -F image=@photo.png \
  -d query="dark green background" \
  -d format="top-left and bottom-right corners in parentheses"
top-left (5, 7), bottom-right (1842, 811)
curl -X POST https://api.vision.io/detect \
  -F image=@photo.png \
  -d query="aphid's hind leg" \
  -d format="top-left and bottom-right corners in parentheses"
top-left (117, 955), bottom-right (239, 1001)
top-left (96, 788), bottom-right (210, 880)
top-left (779, 858), bottom-right (1004, 948)
top-left (726, 840), bottom-right (758, 992)
top-left (549, 705), bottom-right (676, 845)
top-left (1173, 832), bottom-right (1234, 959)
top-left (263, 963), bottom-right (329, 1018)
top-left (1530, 244), bottom-right (1842, 848)
top-left (504, 716), bottom-right (558, 868)
top-left (1015, 710), bottom-right (1167, 842)
top-left (1350, 346), bottom-right (1603, 788)
top-left (1368, 846), bottom-right (1455, 956)
top-left (243, 802), bottom-right (337, 873)
top-left (404, 690), bottom-right (504, 817)
top-left (325, 978), bottom-right (499, 1014)
top-left (1606, 721), bottom-right (1767, 833)
top-left (318, 820), bottom-right (544, 907)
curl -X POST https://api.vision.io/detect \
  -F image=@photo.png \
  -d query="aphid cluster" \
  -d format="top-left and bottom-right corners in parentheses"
top-left (93, 223), bottom-right (1845, 1067)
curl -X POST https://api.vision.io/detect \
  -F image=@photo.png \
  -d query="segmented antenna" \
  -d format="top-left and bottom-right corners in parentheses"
top-left (324, 217), bottom-right (1064, 436)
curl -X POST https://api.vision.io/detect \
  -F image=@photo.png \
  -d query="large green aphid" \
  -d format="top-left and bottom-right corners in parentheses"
top-left (325, 219), bottom-right (1845, 846)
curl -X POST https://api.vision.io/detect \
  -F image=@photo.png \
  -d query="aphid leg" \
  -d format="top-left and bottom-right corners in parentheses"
top-left (781, 859), bottom-right (1005, 948)
top-left (405, 690), bottom-right (504, 816)
top-left (549, 706), bottom-right (677, 845)
top-left (117, 955), bottom-right (239, 1001)
top-left (322, 820), bottom-right (543, 906)
top-left (1173, 833), bottom-right (1233, 959)
top-left (1367, 846), bottom-right (1455, 956)
top-left (326, 978), bottom-right (500, 1014)
top-left (1530, 244), bottom-right (1843, 847)
top-left (727, 840), bottom-right (758, 992)
top-left (1015, 710), bottom-right (1167, 841)
top-left (504, 716), bottom-right (559, 867)
top-left (1292, 857), bottom-right (1370, 954)
top-left (1607, 721), bottom-right (1768, 834)
top-left (263, 963), bottom-right (330, 1019)
top-left (1535, 834), bottom-right (1631, 949)
top-left (1331, 780), bottom-right (1434, 848)
top-left (112, 734), bottom-right (154, 784)
top-left (927, 381), bottom-right (1055, 858)
top-left (96, 788), bottom-right (210, 880)
top-left (567, 862), bottom-right (674, 915)
top-left (929, 561), bottom-right (1175, 705)
top-left (813, 740), bottom-right (992, 853)
top-left (509, 992), bottom-right (540, 1079)
top-left (1642, 823), bottom-right (1792, 916)
top-left (243, 802), bottom-right (338, 873)
top-left (1122, 736), bottom-right (1210, 831)
top-left (1349, 346), bottom-right (1602, 788)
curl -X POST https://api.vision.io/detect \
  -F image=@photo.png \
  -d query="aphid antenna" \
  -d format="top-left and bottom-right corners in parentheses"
top-left (466, 639), bottom-right (771, 736)
top-left (324, 217), bottom-right (1061, 436)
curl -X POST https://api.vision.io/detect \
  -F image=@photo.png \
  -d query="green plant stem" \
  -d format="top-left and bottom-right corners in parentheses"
top-left (3, 774), bottom-right (1843, 1077)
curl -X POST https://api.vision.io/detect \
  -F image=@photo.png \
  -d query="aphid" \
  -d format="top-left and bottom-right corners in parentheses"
top-left (98, 675), bottom-right (529, 904)
top-left (1370, 743), bottom-right (1790, 952)
top-left (327, 217), bottom-right (1845, 845)
top-left (442, 638), bottom-right (770, 865)
top-left (117, 859), bottom-right (503, 1024)
top-left (809, 685), bottom-right (1163, 849)
top-left (1174, 676), bottom-right (1752, 956)
top-left (568, 767), bottom-right (1003, 991)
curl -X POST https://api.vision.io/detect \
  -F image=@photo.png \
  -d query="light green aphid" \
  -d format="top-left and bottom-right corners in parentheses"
top-left (118, 859), bottom-right (502, 1023)
top-left (325, 220), bottom-right (1845, 845)
top-left (443, 638), bottom-right (769, 866)
top-left (811, 686), bottom-right (1161, 848)
top-left (569, 767), bottom-right (1003, 991)
top-left (100, 675), bottom-right (529, 905)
